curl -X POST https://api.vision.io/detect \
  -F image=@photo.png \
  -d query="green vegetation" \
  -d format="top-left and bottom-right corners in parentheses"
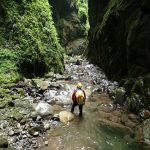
top-left (0, 0), bottom-right (64, 83)
top-left (77, 0), bottom-right (89, 30)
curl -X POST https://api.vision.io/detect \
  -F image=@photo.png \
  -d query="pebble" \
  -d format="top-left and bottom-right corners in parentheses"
top-left (44, 141), bottom-right (49, 146)
top-left (33, 132), bottom-right (39, 137)
top-left (44, 123), bottom-right (50, 130)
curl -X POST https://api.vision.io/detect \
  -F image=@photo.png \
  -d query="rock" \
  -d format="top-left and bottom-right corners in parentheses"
top-left (124, 121), bottom-right (136, 128)
top-left (75, 60), bottom-right (81, 65)
top-left (45, 72), bottom-right (54, 78)
top-left (49, 82), bottom-right (61, 89)
top-left (55, 95), bottom-right (72, 105)
top-left (114, 87), bottom-right (125, 105)
top-left (33, 132), bottom-right (39, 137)
top-left (66, 38), bottom-right (88, 56)
top-left (128, 113), bottom-right (138, 122)
top-left (143, 119), bottom-right (150, 142)
top-left (0, 136), bottom-right (8, 148)
top-left (43, 123), bottom-right (50, 130)
top-left (44, 90), bottom-right (57, 100)
top-left (44, 141), bottom-right (49, 146)
top-left (28, 125), bottom-right (41, 136)
top-left (59, 111), bottom-right (75, 124)
top-left (142, 110), bottom-right (150, 120)
top-left (32, 79), bottom-right (49, 90)
top-left (8, 130), bottom-right (15, 136)
top-left (35, 102), bottom-right (54, 116)
top-left (30, 111), bottom-right (39, 120)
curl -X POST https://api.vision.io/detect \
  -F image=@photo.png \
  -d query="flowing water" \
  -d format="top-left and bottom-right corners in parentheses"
top-left (38, 56), bottom-right (144, 150)
top-left (39, 99), bottom-right (143, 150)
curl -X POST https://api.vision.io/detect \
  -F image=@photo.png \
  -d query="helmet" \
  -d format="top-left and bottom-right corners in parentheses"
top-left (77, 82), bottom-right (82, 89)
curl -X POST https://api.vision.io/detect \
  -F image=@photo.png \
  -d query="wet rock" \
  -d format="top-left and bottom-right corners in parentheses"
top-left (124, 121), bottom-right (136, 128)
top-left (20, 118), bottom-right (27, 125)
top-left (8, 130), bottom-right (15, 136)
top-left (128, 113), bottom-right (138, 122)
top-left (48, 83), bottom-right (61, 89)
top-left (45, 72), bottom-right (54, 78)
top-left (143, 119), bottom-right (150, 142)
top-left (44, 90), bottom-right (57, 100)
top-left (0, 136), bottom-right (8, 148)
top-left (44, 141), bottom-right (49, 146)
top-left (28, 125), bottom-right (41, 136)
top-left (114, 87), bottom-right (126, 105)
top-left (141, 110), bottom-right (150, 120)
top-left (35, 102), bottom-right (54, 116)
top-left (54, 95), bottom-right (72, 105)
top-left (59, 111), bottom-right (75, 124)
top-left (30, 111), bottom-right (39, 120)
top-left (33, 132), bottom-right (39, 137)
top-left (32, 79), bottom-right (49, 90)
top-left (43, 123), bottom-right (50, 130)
top-left (24, 79), bottom-right (32, 86)
top-left (53, 105), bottom-right (63, 113)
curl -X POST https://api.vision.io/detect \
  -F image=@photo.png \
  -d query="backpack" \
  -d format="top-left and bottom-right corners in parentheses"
top-left (75, 89), bottom-right (85, 105)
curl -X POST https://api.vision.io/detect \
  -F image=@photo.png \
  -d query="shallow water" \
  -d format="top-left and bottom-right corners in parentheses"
top-left (39, 105), bottom-right (143, 150)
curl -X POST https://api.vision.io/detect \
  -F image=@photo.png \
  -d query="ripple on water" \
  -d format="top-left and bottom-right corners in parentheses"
top-left (39, 107), bottom-right (144, 150)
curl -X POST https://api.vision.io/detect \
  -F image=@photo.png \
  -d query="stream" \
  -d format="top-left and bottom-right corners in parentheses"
top-left (38, 56), bottom-right (144, 150)
top-left (0, 55), bottom-right (146, 150)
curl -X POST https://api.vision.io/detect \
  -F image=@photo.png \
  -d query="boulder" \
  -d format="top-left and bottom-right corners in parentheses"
top-left (32, 79), bottom-right (49, 90)
top-left (59, 111), bottom-right (75, 124)
top-left (35, 102), bottom-right (54, 116)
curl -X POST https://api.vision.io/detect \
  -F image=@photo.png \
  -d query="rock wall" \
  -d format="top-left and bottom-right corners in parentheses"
top-left (0, 0), bottom-right (64, 83)
top-left (49, 0), bottom-right (88, 55)
top-left (88, 0), bottom-right (150, 111)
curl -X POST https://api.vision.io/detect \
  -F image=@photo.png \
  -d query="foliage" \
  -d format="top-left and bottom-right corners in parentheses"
top-left (77, 0), bottom-right (89, 30)
top-left (0, 0), bottom-right (64, 83)
top-left (0, 49), bottom-right (20, 83)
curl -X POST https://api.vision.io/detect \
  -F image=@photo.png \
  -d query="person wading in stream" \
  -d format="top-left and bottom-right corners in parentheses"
top-left (71, 82), bottom-right (86, 116)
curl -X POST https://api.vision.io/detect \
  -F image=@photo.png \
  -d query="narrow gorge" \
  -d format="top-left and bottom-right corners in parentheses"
top-left (0, 0), bottom-right (149, 150)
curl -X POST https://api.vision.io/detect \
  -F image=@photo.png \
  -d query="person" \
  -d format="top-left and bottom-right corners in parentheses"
top-left (71, 82), bottom-right (86, 116)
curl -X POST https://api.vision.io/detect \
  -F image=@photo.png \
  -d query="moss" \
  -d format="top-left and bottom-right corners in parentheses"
top-left (0, 0), bottom-right (64, 81)
top-left (0, 99), bottom-right (8, 109)
top-left (77, 0), bottom-right (89, 30)
top-left (0, 88), bottom-right (10, 98)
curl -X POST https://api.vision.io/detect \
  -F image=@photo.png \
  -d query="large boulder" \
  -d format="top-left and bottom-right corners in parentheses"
top-left (59, 111), bottom-right (75, 124)
top-left (35, 102), bottom-right (54, 116)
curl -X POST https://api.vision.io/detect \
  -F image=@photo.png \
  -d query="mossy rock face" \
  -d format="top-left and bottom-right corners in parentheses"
top-left (0, 137), bottom-right (8, 148)
top-left (88, 0), bottom-right (150, 79)
top-left (49, 0), bottom-right (88, 47)
top-left (0, 0), bottom-right (64, 82)
top-left (87, 0), bottom-right (150, 111)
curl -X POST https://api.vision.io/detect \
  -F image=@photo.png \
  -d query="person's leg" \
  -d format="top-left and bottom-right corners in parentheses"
top-left (79, 104), bottom-right (83, 116)
top-left (71, 103), bottom-right (76, 113)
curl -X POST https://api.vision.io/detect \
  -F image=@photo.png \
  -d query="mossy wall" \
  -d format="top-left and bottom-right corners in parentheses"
top-left (88, 0), bottom-right (150, 111)
top-left (49, 0), bottom-right (88, 46)
top-left (0, 0), bottom-right (64, 83)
